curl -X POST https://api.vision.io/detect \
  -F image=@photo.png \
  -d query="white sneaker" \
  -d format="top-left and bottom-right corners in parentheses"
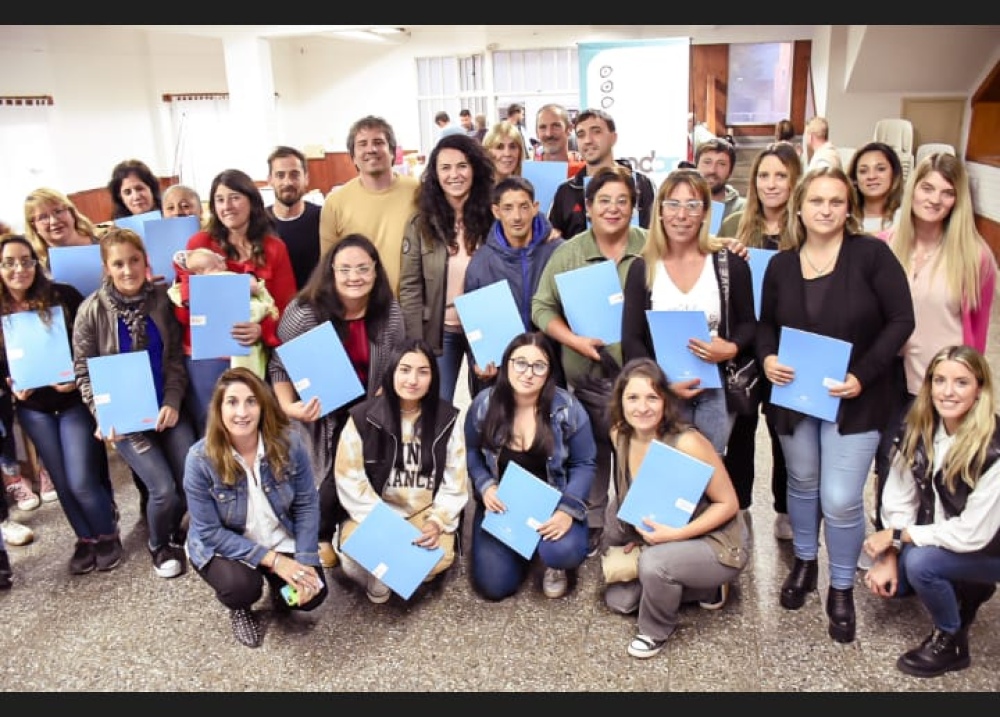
top-left (774, 513), bottom-right (793, 541)
top-left (627, 633), bottom-right (667, 659)
top-left (1, 519), bottom-right (34, 546)
top-left (5, 478), bottom-right (40, 511)
top-left (37, 468), bottom-right (58, 503)
top-left (542, 568), bottom-right (568, 599)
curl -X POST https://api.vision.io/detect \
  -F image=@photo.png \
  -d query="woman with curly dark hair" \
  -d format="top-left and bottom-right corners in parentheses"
top-left (398, 132), bottom-right (496, 400)
top-left (108, 158), bottom-right (163, 220)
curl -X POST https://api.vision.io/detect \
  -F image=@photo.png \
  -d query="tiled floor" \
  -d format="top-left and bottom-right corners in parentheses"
top-left (3, 328), bottom-right (1000, 692)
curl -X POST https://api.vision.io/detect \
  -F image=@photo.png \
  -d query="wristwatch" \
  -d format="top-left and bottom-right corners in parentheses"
top-left (891, 528), bottom-right (903, 552)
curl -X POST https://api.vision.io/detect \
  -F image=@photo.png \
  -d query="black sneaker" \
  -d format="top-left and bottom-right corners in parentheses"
top-left (586, 527), bottom-right (604, 558)
top-left (69, 540), bottom-right (97, 575)
top-left (95, 536), bottom-right (123, 572)
top-left (230, 608), bottom-right (262, 648)
top-left (149, 544), bottom-right (185, 579)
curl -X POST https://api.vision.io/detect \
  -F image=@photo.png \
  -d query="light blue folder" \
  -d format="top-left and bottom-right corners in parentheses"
top-left (746, 247), bottom-right (777, 320)
top-left (274, 321), bottom-right (364, 418)
top-left (554, 260), bottom-right (623, 345)
top-left (340, 500), bottom-right (444, 601)
top-left (454, 280), bottom-right (525, 371)
top-left (482, 462), bottom-right (561, 560)
top-left (86, 351), bottom-right (159, 436)
top-left (770, 327), bottom-right (852, 422)
top-left (114, 209), bottom-right (163, 238)
top-left (616, 439), bottom-right (713, 530)
top-left (521, 161), bottom-right (567, 216)
top-left (48, 245), bottom-right (104, 297)
top-left (709, 200), bottom-right (726, 235)
top-left (143, 215), bottom-right (200, 284)
top-left (2, 307), bottom-right (74, 390)
top-left (645, 310), bottom-right (722, 388)
top-left (189, 274), bottom-right (251, 360)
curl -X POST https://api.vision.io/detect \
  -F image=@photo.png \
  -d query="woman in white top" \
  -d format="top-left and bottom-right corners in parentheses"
top-left (862, 345), bottom-right (1000, 678)
top-left (847, 141), bottom-right (903, 234)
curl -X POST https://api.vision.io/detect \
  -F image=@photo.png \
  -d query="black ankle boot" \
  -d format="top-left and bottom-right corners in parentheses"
top-left (897, 627), bottom-right (970, 677)
top-left (955, 581), bottom-right (995, 658)
top-left (779, 558), bottom-right (818, 610)
top-left (826, 587), bottom-right (856, 643)
top-left (0, 549), bottom-right (11, 590)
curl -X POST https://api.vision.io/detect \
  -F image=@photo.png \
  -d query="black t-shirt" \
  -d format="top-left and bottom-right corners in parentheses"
top-left (267, 202), bottom-right (322, 290)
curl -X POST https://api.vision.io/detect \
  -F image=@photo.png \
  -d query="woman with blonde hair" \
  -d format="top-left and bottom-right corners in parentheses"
top-left (621, 169), bottom-right (756, 456)
top-left (482, 120), bottom-right (526, 182)
top-left (863, 345), bottom-right (1000, 677)
top-left (23, 187), bottom-right (101, 266)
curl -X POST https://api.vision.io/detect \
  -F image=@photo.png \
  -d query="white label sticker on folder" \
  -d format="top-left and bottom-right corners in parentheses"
top-left (8, 348), bottom-right (24, 360)
top-left (674, 497), bottom-right (696, 514)
top-left (293, 378), bottom-right (312, 392)
top-left (372, 562), bottom-right (388, 579)
top-left (821, 377), bottom-right (840, 389)
top-left (94, 393), bottom-right (111, 405)
top-left (526, 517), bottom-right (543, 530)
top-left (190, 315), bottom-right (206, 327)
top-left (608, 292), bottom-right (624, 305)
top-left (466, 329), bottom-right (483, 342)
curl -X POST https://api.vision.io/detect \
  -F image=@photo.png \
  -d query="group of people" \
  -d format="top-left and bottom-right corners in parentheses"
top-left (0, 106), bottom-right (997, 678)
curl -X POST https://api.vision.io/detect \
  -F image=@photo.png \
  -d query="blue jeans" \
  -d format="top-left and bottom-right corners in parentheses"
top-left (185, 356), bottom-right (228, 435)
top-left (469, 500), bottom-right (588, 600)
top-left (894, 544), bottom-right (1000, 633)
top-left (779, 418), bottom-right (879, 589)
top-left (675, 387), bottom-right (734, 456)
top-left (114, 417), bottom-right (196, 551)
top-left (16, 404), bottom-right (117, 540)
top-left (437, 329), bottom-right (481, 402)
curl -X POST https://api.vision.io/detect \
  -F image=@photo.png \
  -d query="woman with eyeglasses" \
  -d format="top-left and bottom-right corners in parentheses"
top-left (175, 168), bottom-right (297, 435)
top-left (464, 331), bottom-right (595, 601)
top-left (333, 337), bottom-right (469, 604)
top-left (399, 133), bottom-right (495, 401)
top-left (269, 235), bottom-right (406, 570)
top-left (0, 235), bottom-right (121, 574)
top-left (621, 169), bottom-right (756, 457)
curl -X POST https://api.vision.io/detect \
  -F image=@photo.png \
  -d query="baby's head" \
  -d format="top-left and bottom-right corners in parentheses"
top-left (176, 247), bottom-right (226, 274)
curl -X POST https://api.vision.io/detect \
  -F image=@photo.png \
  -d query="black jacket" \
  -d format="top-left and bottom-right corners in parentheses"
top-left (548, 159), bottom-right (656, 240)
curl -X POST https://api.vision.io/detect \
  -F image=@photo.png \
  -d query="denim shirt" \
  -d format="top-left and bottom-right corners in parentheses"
top-left (464, 386), bottom-right (595, 522)
top-left (183, 429), bottom-right (321, 570)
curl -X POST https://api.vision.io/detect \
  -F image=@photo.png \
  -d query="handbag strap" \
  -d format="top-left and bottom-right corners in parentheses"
top-left (717, 249), bottom-right (731, 338)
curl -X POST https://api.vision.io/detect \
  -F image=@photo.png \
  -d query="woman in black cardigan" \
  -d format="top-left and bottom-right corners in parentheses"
top-left (757, 166), bottom-right (914, 644)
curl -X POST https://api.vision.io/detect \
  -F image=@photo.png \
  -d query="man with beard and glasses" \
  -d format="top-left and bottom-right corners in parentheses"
top-left (266, 146), bottom-right (321, 290)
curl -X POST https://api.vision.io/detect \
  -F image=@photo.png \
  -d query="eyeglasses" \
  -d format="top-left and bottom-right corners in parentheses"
top-left (334, 263), bottom-right (375, 278)
top-left (661, 199), bottom-right (705, 216)
top-left (594, 197), bottom-right (632, 211)
top-left (509, 357), bottom-right (549, 377)
top-left (31, 207), bottom-right (71, 225)
top-left (0, 258), bottom-right (38, 270)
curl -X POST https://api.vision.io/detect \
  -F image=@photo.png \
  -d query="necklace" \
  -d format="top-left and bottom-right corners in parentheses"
top-left (401, 406), bottom-right (420, 415)
top-left (801, 241), bottom-right (842, 276)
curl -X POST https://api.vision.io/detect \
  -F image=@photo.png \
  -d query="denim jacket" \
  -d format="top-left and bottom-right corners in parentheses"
top-left (183, 428), bottom-right (321, 571)
top-left (464, 386), bottom-right (595, 522)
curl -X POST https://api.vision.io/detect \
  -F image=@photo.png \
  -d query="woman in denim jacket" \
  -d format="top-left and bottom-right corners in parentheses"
top-left (465, 332), bottom-right (596, 601)
top-left (184, 367), bottom-right (327, 648)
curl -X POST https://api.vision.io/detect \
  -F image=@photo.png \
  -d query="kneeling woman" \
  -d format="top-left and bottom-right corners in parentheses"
top-left (604, 358), bottom-right (748, 660)
top-left (184, 367), bottom-right (327, 649)
top-left (863, 345), bottom-right (1000, 678)
top-left (465, 332), bottom-right (595, 600)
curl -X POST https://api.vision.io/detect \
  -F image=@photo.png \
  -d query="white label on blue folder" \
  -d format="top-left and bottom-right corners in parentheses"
top-left (94, 393), bottom-right (111, 405)
top-left (609, 292), bottom-right (624, 305)
top-left (821, 377), bottom-right (839, 389)
top-left (675, 497), bottom-right (696, 514)
top-left (526, 517), bottom-right (542, 530)
top-left (8, 348), bottom-right (23, 360)
top-left (372, 563), bottom-right (388, 579)
top-left (466, 329), bottom-right (483, 342)
top-left (190, 315), bottom-right (206, 326)
top-left (294, 378), bottom-right (312, 391)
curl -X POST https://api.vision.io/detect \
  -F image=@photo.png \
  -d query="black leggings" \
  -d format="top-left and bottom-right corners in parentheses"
top-left (195, 553), bottom-right (328, 612)
top-left (723, 408), bottom-right (788, 513)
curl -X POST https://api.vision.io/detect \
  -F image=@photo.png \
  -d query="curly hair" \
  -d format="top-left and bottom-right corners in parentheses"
top-left (107, 159), bottom-right (162, 220)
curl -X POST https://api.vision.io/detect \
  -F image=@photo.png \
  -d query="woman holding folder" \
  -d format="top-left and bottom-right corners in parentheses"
top-left (72, 228), bottom-right (196, 580)
top-left (757, 166), bottom-right (914, 644)
top-left (0, 235), bottom-right (120, 575)
top-left (604, 358), bottom-right (747, 659)
top-left (464, 331), bottom-right (595, 601)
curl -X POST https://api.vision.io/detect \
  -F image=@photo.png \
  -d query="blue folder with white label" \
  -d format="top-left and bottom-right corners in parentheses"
top-left (48, 245), bottom-right (104, 298)
top-left (454, 279), bottom-right (525, 371)
top-left (2, 307), bottom-right (75, 390)
top-left (189, 273), bottom-right (251, 360)
top-left (617, 439), bottom-right (713, 531)
top-left (645, 310), bottom-right (722, 388)
top-left (482, 461), bottom-right (562, 560)
top-left (554, 260), bottom-right (624, 345)
top-left (274, 320), bottom-right (364, 418)
top-left (770, 327), bottom-right (852, 422)
top-left (746, 247), bottom-right (777, 320)
top-left (340, 500), bottom-right (444, 601)
top-left (86, 351), bottom-right (160, 436)
top-left (143, 215), bottom-right (200, 284)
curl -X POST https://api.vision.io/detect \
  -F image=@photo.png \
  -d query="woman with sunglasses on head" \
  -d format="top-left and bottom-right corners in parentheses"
top-left (465, 331), bottom-right (595, 601)
top-left (621, 169), bottom-right (756, 457)
top-left (268, 234), bottom-right (406, 569)
top-left (0, 235), bottom-right (121, 574)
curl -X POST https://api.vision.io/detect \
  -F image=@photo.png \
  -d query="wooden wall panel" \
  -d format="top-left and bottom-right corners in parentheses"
top-left (68, 175), bottom-right (178, 225)
top-left (976, 215), bottom-right (1000, 265)
top-left (307, 152), bottom-right (357, 195)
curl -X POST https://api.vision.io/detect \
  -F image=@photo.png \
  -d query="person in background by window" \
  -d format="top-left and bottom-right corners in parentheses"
top-left (774, 119), bottom-right (796, 144)
top-left (848, 142), bottom-right (903, 234)
top-left (862, 345), bottom-right (1000, 678)
top-left (802, 117), bottom-right (842, 171)
top-left (108, 159), bottom-right (162, 220)
top-left (459, 108), bottom-right (476, 137)
top-left (505, 103), bottom-right (533, 159)
top-left (473, 114), bottom-right (488, 143)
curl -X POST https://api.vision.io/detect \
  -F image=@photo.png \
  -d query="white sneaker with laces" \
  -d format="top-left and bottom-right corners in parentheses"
top-left (542, 568), bottom-right (568, 598)
top-left (37, 468), bottom-right (58, 503)
top-left (1, 519), bottom-right (34, 546)
top-left (627, 633), bottom-right (667, 659)
top-left (5, 478), bottom-right (40, 511)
